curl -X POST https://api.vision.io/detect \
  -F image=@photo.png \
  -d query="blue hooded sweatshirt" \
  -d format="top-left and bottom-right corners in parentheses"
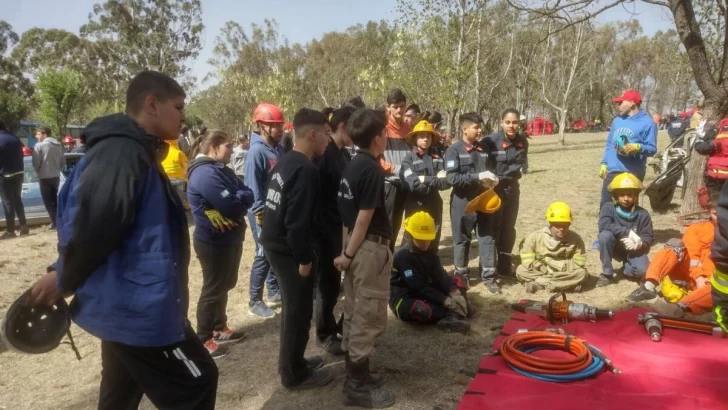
top-left (187, 156), bottom-right (254, 245)
top-left (244, 132), bottom-right (284, 214)
top-left (601, 110), bottom-right (657, 179)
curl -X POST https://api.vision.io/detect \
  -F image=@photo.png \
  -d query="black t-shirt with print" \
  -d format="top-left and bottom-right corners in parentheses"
top-left (337, 149), bottom-right (392, 239)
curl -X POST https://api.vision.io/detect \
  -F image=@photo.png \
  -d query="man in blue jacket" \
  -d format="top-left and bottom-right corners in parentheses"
top-left (0, 120), bottom-right (28, 238)
top-left (594, 89), bottom-right (657, 248)
top-left (27, 71), bottom-right (218, 409)
top-left (245, 103), bottom-right (286, 318)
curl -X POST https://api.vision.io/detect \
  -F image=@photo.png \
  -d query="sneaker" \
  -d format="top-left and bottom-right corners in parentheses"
top-left (267, 292), bottom-right (282, 306)
top-left (248, 301), bottom-right (276, 318)
top-left (287, 369), bottom-right (334, 391)
top-left (436, 315), bottom-right (470, 334)
top-left (19, 227), bottom-right (29, 236)
top-left (485, 282), bottom-right (501, 295)
top-left (204, 339), bottom-right (229, 360)
top-left (625, 284), bottom-right (658, 303)
top-left (322, 338), bottom-right (345, 356)
top-left (305, 356), bottom-right (325, 371)
top-left (0, 231), bottom-right (17, 240)
top-left (596, 274), bottom-right (615, 288)
top-left (525, 282), bottom-right (545, 294)
top-left (589, 239), bottom-right (600, 251)
top-left (213, 327), bottom-right (246, 344)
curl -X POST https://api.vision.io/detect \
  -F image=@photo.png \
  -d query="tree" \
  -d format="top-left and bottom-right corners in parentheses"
top-left (506, 0), bottom-right (727, 217)
top-left (36, 69), bottom-right (86, 137)
top-left (80, 0), bottom-right (204, 103)
top-left (0, 92), bottom-right (31, 133)
top-left (0, 21), bottom-right (32, 99)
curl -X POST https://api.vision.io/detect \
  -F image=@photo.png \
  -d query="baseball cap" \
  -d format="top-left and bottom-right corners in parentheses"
top-left (613, 89), bottom-right (642, 105)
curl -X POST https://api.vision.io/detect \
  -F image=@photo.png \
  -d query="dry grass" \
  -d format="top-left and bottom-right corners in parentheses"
top-left (0, 131), bottom-right (684, 410)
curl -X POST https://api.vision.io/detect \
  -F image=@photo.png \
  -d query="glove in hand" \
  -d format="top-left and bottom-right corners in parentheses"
top-left (204, 209), bottom-right (238, 232)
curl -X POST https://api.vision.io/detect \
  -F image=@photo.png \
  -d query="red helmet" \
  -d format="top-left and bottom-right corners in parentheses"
top-left (252, 103), bottom-right (284, 124)
top-left (62, 136), bottom-right (75, 144)
top-left (22, 146), bottom-right (32, 156)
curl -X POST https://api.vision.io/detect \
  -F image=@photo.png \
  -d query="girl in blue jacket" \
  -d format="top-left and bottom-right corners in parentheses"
top-left (187, 130), bottom-right (254, 359)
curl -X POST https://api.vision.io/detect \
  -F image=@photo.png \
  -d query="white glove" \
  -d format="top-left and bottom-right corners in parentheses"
top-left (620, 237), bottom-right (636, 251)
top-left (418, 176), bottom-right (426, 183)
top-left (628, 230), bottom-right (643, 249)
top-left (478, 171), bottom-right (498, 182)
top-left (437, 170), bottom-right (447, 179)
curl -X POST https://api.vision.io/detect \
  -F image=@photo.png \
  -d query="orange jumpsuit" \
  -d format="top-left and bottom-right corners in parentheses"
top-left (645, 220), bottom-right (715, 313)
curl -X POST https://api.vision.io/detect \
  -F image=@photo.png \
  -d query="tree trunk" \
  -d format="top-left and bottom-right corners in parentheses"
top-left (558, 107), bottom-right (567, 145)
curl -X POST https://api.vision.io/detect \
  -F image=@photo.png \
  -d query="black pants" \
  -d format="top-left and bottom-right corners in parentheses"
top-left (494, 182), bottom-right (520, 276)
top-left (98, 328), bottom-right (218, 410)
top-left (0, 174), bottom-right (26, 232)
top-left (385, 182), bottom-right (406, 252)
top-left (193, 238), bottom-right (243, 341)
top-left (39, 177), bottom-right (59, 227)
top-left (265, 249), bottom-right (316, 387)
top-left (315, 232), bottom-right (342, 343)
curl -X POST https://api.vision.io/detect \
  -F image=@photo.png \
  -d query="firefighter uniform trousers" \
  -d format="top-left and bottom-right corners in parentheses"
top-left (445, 141), bottom-right (497, 283)
top-left (516, 228), bottom-right (587, 292)
top-left (647, 248), bottom-right (713, 313)
top-left (712, 269), bottom-right (728, 333)
top-left (342, 238), bottom-right (392, 363)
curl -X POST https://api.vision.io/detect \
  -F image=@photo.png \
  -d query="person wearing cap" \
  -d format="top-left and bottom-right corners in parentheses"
top-left (245, 103), bottom-right (286, 318)
top-left (399, 120), bottom-right (450, 253)
top-left (598, 90), bottom-right (657, 211)
top-left (481, 108), bottom-right (529, 285)
top-left (390, 211), bottom-right (470, 333)
top-left (444, 112), bottom-right (500, 295)
top-left (597, 172), bottom-right (654, 287)
top-left (516, 202), bottom-right (587, 293)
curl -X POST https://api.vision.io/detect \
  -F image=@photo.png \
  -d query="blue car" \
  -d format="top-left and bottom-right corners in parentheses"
top-left (0, 153), bottom-right (84, 227)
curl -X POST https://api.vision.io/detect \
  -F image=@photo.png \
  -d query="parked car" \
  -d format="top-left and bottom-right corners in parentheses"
top-left (0, 153), bottom-right (84, 228)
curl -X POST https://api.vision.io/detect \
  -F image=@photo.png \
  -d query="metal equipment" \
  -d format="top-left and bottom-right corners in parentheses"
top-left (637, 312), bottom-right (725, 341)
top-left (512, 292), bottom-right (615, 325)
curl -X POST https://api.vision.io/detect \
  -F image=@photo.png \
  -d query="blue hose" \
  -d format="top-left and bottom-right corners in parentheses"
top-left (506, 345), bottom-right (605, 383)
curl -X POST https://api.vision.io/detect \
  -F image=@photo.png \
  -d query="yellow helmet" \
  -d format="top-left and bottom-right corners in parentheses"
top-left (545, 201), bottom-right (572, 223)
top-left (465, 188), bottom-right (502, 215)
top-left (405, 120), bottom-right (441, 146)
top-left (608, 172), bottom-right (642, 193)
top-left (404, 211), bottom-right (437, 241)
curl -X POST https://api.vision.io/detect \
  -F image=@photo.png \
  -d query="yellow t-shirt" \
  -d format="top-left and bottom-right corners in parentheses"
top-left (162, 141), bottom-right (189, 181)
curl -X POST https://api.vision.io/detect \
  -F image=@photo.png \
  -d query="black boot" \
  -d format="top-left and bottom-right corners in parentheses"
top-left (345, 352), bottom-right (385, 388)
top-left (436, 312), bottom-right (470, 334)
top-left (343, 358), bottom-right (395, 408)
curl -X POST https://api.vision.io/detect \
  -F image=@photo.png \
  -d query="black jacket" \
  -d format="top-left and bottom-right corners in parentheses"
top-left (390, 242), bottom-right (456, 306)
top-left (0, 130), bottom-right (24, 175)
top-left (481, 131), bottom-right (528, 182)
top-left (444, 140), bottom-right (493, 201)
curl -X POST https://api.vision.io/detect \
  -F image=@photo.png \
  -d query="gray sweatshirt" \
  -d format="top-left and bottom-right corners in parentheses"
top-left (32, 137), bottom-right (65, 179)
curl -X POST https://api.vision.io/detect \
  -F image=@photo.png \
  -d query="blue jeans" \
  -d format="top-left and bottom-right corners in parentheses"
top-left (598, 230), bottom-right (649, 277)
top-left (248, 211), bottom-right (279, 302)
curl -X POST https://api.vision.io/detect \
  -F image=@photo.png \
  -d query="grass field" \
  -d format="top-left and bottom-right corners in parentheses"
top-left (0, 131), bottom-right (685, 410)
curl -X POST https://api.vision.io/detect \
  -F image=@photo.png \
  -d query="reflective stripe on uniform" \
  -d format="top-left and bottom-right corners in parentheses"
top-left (459, 155), bottom-right (471, 159)
top-left (690, 260), bottom-right (701, 267)
top-left (715, 306), bottom-right (728, 332)
top-left (573, 254), bottom-right (587, 267)
top-left (520, 252), bottom-right (535, 262)
top-left (394, 297), bottom-right (403, 319)
top-left (711, 269), bottom-right (728, 294)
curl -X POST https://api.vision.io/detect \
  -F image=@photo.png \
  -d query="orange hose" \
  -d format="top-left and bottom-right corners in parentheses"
top-left (500, 331), bottom-right (594, 375)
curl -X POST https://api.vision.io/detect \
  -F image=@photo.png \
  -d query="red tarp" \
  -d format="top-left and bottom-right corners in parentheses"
top-left (458, 308), bottom-right (728, 410)
top-left (572, 119), bottom-right (587, 130)
top-left (527, 117), bottom-right (554, 135)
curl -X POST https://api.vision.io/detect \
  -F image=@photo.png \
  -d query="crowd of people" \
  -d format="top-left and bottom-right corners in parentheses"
top-left (0, 70), bottom-right (727, 409)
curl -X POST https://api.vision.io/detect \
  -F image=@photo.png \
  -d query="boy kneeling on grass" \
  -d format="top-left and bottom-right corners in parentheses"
top-left (597, 172), bottom-right (654, 287)
top-left (516, 202), bottom-right (587, 293)
top-left (389, 211), bottom-right (471, 333)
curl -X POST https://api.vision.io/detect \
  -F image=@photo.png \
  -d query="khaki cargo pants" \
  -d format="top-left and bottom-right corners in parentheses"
top-left (341, 238), bottom-right (392, 364)
top-left (515, 260), bottom-right (587, 292)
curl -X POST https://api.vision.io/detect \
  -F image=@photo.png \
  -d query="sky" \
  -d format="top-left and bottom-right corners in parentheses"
top-left (4, 0), bottom-right (675, 88)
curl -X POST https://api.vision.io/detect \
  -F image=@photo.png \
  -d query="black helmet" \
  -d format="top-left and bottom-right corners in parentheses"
top-left (1, 289), bottom-right (77, 357)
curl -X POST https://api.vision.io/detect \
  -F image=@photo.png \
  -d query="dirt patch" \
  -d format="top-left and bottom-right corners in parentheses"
top-left (0, 131), bottom-right (686, 409)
